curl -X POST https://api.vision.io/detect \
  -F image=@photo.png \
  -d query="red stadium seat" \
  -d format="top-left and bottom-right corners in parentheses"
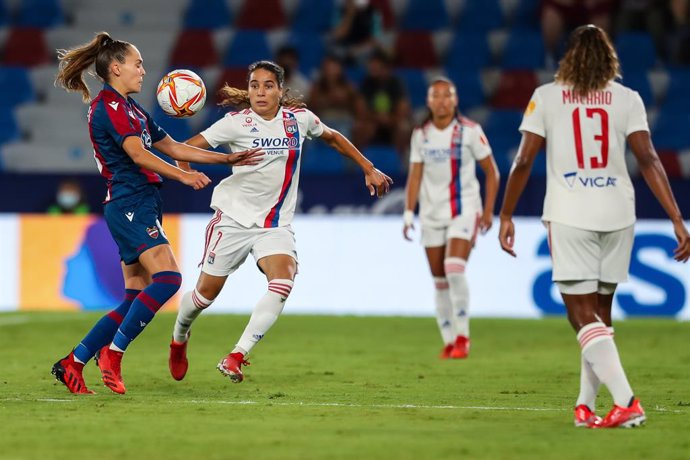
top-left (489, 70), bottom-right (538, 109)
top-left (2, 28), bottom-right (50, 67)
top-left (169, 29), bottom-right (218, 68)
top-left (394, 31), bottom-right (438, 68)
top-left (658, 150), bottom-right (682, 178)
top-left (213, 68), bottom-right (250, 105)
top-left (236, 0), bottom-right (286, 29)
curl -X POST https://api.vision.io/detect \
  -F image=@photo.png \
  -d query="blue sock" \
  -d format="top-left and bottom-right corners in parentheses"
top-left (73, 289), bottom-right (140, 363)
top-left (112, 271), bottom-right (182, 351)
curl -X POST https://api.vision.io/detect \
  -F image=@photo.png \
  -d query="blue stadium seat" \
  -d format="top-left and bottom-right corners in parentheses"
top-left (183, 0), bottom-right (232, 29)
top-left (292, 0), bottom-right (336, 33)
top-left (446, 69), bottom-right (485, 111)
top-left (15, 0), bottom-right (64, 27)
top-left (0, 67), bottom-right (35, 107)
top-left (0, 0), bottom-right (8, 26)
top-left (621, 72), bottom-right (653, 107)
top-left (363, 146), bottom-right (402, 174)
top-left (394, 68), bottom-right (427, 110)
top-left (653, 110), bottom-right (690, 150)
top-left (482, 109), bottom-right (523, 172)
top-left (400, 0), bottom-right (450, 31)
top-left (456, 0), bottom-right (504, 32)
top-left (0, 110), bottom-right (19, 144)
top-left (445, 33), bottom-right (492, 72)
top-left (501, 30), bottom-right (545, 69)
top-left (344, 65), bottom-right (365, 86)
top-left (616, 33), bottom-right (656, 73)
top-left (285, 32), bottom-right (325, 76)
top-left (301, 142), bottom-right (346, 174)
top-left (223, 31), bottom-right (272, 67)
top-left (662, 69), bottom-right (690, 111)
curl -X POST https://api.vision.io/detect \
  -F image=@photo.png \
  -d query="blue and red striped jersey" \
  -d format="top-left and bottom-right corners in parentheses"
top-left (88, 84), bottom-right (168, 202)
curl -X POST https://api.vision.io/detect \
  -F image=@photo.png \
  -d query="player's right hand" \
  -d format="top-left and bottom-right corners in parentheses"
top-left (227, 148), bottom-right (263, 166)
top-left (181, 171), bottom-right (211, 190)
top-left (498, 217), bottom-right (516, 257)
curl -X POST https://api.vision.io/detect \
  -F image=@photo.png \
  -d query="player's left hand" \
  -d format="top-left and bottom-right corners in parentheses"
top-left (480, 211), bottom-right (493, 234)
top-left (672, 220), bottom-right (690, 262)
top-left (498, 217), bottom-right (516, 257)
top-left (227, 148), bottom-right (264, 166)
top-left (365, 168), bottom-right (393, 197)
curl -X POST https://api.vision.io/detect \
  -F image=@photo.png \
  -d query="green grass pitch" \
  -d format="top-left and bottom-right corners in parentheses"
top-left (1, 312), bottom-right (689, 460)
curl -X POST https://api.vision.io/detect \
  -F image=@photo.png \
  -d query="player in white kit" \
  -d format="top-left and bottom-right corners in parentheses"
top-left (168, 60), bottom-right (393, 383)
top-left (498, 25), bottom-right (690, 428)
top-left (403, 77), bottom-right (500, 359)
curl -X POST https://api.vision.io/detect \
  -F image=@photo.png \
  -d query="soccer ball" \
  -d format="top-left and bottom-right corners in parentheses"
top-left (156, 69), bottom-right (206, 117)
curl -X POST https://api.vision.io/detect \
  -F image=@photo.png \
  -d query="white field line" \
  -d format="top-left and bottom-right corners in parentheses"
top-left (3, 398), bottom-right (683, 414)
top-left (0, 316), bottom-right (30, 326)
top-left (0, 315), bottom-right (82, 327)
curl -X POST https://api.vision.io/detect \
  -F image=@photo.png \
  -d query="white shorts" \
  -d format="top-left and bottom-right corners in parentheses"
top-left (547, 221), bottom-right (633, 283)
top-left (200, 210), bottom-right (298, 277)
top-left (421, 211), bottom-right (480, 248)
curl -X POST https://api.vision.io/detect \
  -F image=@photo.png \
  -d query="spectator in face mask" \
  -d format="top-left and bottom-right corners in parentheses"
top-left (47, 179), bottom-right (90, 215)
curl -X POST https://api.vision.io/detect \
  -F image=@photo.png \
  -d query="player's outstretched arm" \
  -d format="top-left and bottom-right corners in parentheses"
top-left (318, 125), bottom-right (393, 197)
top-left (498, 131), bottom-right (544, 257)
top-left (122, 136), bottom-right (211, 190)
top-left (628, 130), bottom-right (690, 262)
top-left (154, 135), bottom-right (264, 167)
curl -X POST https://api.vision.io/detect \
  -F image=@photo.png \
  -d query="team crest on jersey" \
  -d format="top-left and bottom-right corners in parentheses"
top-left (146, 226), bottom-right (159, 239)
top-left (283, 118), bottom-right (298, 134)
top-left (241, 117), bottom-right (256, 127)
top-left (141, 129), bottom-right (152, 148)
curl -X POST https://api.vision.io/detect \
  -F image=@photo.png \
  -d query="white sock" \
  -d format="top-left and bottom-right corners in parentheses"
top-left (445, 257), bottom-right (470, 338)
top-left (173, 289), bottom-right (213, 343)
top-left (575, 326), bottom-right (615, 410)
top-left (578, 322), bottom-right (634, 407)
top-left (235, 279), bottom-right (293, 356)
top-left (433, 277), bottom-right (454, 344)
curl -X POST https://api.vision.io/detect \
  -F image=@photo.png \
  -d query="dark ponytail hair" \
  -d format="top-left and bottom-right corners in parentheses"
top-left (55, 31), bottom-right (132, 103)
top-left (218, 60), bottom-right (306, 109)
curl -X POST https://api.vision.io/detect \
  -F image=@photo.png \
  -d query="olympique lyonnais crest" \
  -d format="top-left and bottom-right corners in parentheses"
top-left (146, 226), bottom-right (159, 239)
top-left (283, 118), bottom-right (298, 134)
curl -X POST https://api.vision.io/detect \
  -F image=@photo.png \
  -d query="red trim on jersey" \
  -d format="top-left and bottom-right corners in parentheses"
top-left (470, 212), bottom-right (481, 246)
top-left (459, 116), bottom-right (478, 128)
top-left (199, 210), bottom-right (222, 267)
top-left (263, 111), bottom-right (300, 228)
top-left (449, 122), bottom-right (462, 217)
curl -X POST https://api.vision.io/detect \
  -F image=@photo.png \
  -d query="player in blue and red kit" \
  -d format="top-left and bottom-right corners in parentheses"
top-left (51, 32), bottom-right (262, 395)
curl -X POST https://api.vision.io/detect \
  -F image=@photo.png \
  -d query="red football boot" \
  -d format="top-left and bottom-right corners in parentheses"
top-left (51, 352), bottom-right (95, 395)
top-left (449, 335), bottom-right (470, 359)
top-left (96, 345), bottom-right (126, 394)
top-left (574, 404), bottom-right (602, 428)
top-left (169, 336), bottom-right (189, 381)
top-left (439, 343), bottom-right (454, 359)
top-left (217, 352), bottom-right (250, 383)
top-left (599, 399), bottom-right (646, 428)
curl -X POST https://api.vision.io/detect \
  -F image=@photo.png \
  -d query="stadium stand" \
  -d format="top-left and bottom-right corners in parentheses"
top-left (0, 0), bottom-right (688, 208)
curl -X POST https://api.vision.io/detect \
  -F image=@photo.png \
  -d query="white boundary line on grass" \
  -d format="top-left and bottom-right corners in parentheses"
top-left (1, 398), bottom-right (685, 413)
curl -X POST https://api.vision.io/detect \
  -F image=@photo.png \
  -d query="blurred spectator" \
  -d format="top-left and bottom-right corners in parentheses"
top-left (47, 179), bottom-right (90, 215)
top-left (275, 45), bottom-right (311, 100)
top-left (615, 0), bottom-right (672, 62)
top-left (358, 49), bottom-right (412, 157)
top-left (669, 0), bottom-right (690, 64)
top-left (308, 54), bottom-right (366, 140)
top-left (329, 0), bottom-right (383, 66)
top-left (541, 0), bottom-right (617, 65)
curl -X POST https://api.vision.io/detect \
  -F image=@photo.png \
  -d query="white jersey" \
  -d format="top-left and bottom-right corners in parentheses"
top-left (409, 116), bottom-right (492, 228)
top-left (520, 81), bottom-right (649, 231)
top-left (201, 107), bottom-right (324, 228)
